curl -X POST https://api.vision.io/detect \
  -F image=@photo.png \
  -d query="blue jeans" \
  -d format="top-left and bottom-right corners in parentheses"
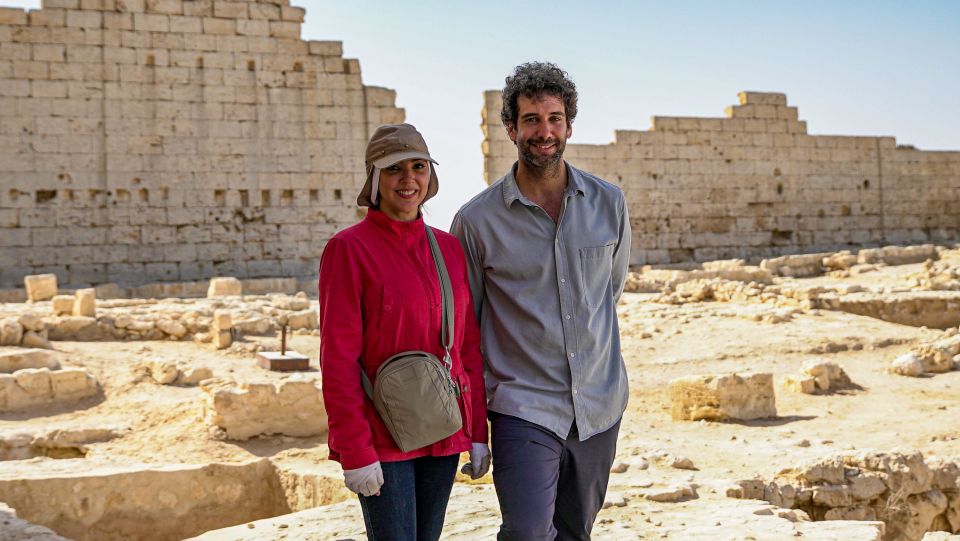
top-left (357, 454), bottom-right (459, 541)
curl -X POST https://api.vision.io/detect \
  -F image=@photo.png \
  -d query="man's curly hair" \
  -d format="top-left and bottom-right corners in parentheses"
top-left (500, 62), bottom-right (578, 128)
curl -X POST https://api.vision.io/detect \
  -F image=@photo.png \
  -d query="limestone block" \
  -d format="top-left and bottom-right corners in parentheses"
top-left (799, 360), bottom-right (856, 393)
top-left (51, 295), bottom-right (75, 316)
top-left (668, 372), bottom-right (776, 421)
top-left (13, 368), bottom-right (53, 398)
top-left (782, 374), bottom-right (816, 394)
top-left (24, 273), bottom-right (58, 302)
top-left (21, 330), bottom-right (53, 349)
top-left (203, 378), bottom-right (327, 440)
top-left (233, 315), bottom-right (272, 335)
top-left (214, 330), bottom-right (232, 349)
top-left (18, 313), bottom-right (44, 332)
top-left (157, 318), bottom-right (187, 338)
top-left (213, 309), bottom-right (232, 331)
top-left (138, 360), bottom-right (179, 385)
top-left (823, 251), bottom-right (858, 270)
top-left (50, 368), bottom-right (98, 399)
top-left (207, 277), bottom-right (242, 297)
top-left (47, 316), bottom-right (102, 341)
top-left (890, 352), bottom-right (925, 377)
top-left (177, 366), bottom-right (213, 386)
top-left (0, 318), bottom-right (24, 346)
top-left (0, 459), bottom-right (287, 541)
top-left (73, 288), bottom-right (96, 317)
top-left (922, 533), bottom-right (960, 541)
top-left (0, 349), bottom-right (60, 373)
top-left (286, 309), bottom-right (318, 330)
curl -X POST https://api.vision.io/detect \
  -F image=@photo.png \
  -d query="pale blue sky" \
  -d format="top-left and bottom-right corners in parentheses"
top-left (4, 1), bottom-right (959, 229)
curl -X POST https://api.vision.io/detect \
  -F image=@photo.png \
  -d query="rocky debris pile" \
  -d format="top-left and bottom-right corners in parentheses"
top-left (0, 367), bottom-right (99, 412)
top-left (783, 360), bottom-right (858, 394)
top-left (730, 450), bottom-right (960, 541)
top-left (201, 377), bottom-right (327, 441)
top-left (624, 261), bottom-right (773, 294)
top-left (909, 258), bottom-right (960, 292)
top-left (0, 425), bottom-right (129, 461)
top-left (668, 372), bottom-right (776, 421)
top-left (890, 334), bottom-right (960, 377)
top-left (762, 245), bottom-right (939, 278)
top-left (134, 360), bottom-right (213, 387)
top-left (0, 292), bottom-right (318, 345)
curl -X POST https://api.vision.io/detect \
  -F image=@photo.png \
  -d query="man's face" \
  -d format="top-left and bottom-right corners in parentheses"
top-left (507, 93), bottom-right (573, 170)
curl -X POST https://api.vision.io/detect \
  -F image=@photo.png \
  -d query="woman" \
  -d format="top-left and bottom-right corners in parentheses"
top-left (318, 124), bottom-right (489, 541)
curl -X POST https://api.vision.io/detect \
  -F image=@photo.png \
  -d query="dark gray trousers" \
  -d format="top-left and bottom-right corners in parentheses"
top-left (490, 413), bottom-right (620, 541)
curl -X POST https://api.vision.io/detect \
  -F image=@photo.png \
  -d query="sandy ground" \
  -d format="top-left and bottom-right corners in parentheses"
top-left (2, 257), bottom-right (960, 540)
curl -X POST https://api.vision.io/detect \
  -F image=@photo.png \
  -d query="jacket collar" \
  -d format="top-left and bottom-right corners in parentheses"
top-left (366, 208), bottom-right (426, 241)
top-left (501, 161), bottom-right (587, 209)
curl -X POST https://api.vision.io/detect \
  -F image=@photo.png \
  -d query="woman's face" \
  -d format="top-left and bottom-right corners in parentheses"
top-left (377, 158), bottom-right (430, 222)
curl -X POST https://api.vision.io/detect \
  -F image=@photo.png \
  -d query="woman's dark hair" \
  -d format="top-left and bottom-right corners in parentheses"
top-left (500, 62), bottom-right (578, 128)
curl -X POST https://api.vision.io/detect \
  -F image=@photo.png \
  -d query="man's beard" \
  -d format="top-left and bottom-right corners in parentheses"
top-left (518, 136), bottom-right (566, 171)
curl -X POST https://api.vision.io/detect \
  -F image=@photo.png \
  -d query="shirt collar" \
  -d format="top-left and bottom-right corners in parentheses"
top-left (365, 208), bottom-right (425, 240)
top-left (501, 161), bottom-right (587, 209)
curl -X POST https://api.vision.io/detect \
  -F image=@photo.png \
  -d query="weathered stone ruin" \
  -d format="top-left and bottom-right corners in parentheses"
top-left (0, 0), bottom-right (404, 289)
top-left (731, 451), bottom-right (960, 541)
top-left (668, 372), bottom-right (776, 421)
top-left (482, 92), bottom-right (960, 265)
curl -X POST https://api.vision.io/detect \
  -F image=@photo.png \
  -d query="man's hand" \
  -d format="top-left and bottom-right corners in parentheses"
top-left (343, 461), bottom-right (384, 497)
top-left (460, 443), bottom-right (491, 479)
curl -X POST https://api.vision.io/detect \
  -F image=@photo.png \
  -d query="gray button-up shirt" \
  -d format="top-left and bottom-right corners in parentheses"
top-left (451, 162), bottom-right (631, 440)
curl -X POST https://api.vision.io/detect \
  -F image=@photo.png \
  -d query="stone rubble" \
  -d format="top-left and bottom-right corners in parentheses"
top-left (731, 450), bottom-right (960, 541)
top-left (668, 372), bottom-right (777, 421)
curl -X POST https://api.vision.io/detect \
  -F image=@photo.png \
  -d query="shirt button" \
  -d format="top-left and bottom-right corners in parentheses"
top-left (569, 352), bottom-right (575, 358)
top-left (573, 389), bottom-right (579, 395)
top-left (560, 278), bottom-right (566, 283)
top-left (565, 314), bottom-right (571, 320)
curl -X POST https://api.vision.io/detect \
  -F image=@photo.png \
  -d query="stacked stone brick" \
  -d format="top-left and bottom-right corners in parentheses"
top-left (0, 0), bottom-right (404, 288)
top-left (482, 90), bottom-right (960, 265)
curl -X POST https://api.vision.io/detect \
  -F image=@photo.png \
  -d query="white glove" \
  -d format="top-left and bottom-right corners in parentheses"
top-left (344, 461), bottom-right (384, 497)
top-left (460, 443), bottom-right (491, 479)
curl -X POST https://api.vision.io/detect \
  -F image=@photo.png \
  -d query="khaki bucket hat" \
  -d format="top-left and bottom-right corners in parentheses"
top-left (357, 123), bottom-right (440, 208)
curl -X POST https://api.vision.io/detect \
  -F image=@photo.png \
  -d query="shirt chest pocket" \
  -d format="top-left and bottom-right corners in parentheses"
top-left (579, 243), bottom-right (615, 308)
top-left (364, 285), bottom-right (402, 335)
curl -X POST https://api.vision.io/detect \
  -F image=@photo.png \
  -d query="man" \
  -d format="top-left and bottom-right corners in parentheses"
top-left (451, 62), bottom-right (631, 540)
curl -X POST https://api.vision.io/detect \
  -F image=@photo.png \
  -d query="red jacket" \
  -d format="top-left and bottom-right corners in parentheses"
top-left (318, 210), bottom-right (488, 470)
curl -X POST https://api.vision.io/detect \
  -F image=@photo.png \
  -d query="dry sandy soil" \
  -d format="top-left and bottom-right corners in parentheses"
top-left (2, 251), bottom-right (960, 540)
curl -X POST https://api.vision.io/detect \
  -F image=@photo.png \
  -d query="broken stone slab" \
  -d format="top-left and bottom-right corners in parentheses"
top-left (0, 349), bottom-right (60, 373)
top-left (156, 318), bottom-right (187, 339)
top-left (922, 533), bottom-right (960, 540)
top-left (642, 483), bottom-right (698, 502)
top-left (73, 288), bottom-right (96, 317)
top-left (761, 253), bottom-right (832, 277)
top-left (821, 290), bottom-right (960, 330)
top-left (285, 309), bottom-right (318, 330)
top-left (0, 368), bottom-right (99, 412)
top-left (823, 251), bottom-right (859, 270)
top-left (24, 274), bottom-right (58, 302)
top-left (785, 360), bottom-right (857, 394)
top-left (669, 372), bottom-right (776, 421)
top-left (208, 277), bottom-right (243, 298)
top-left (0, 424), bottom-right (129, 460)
top-left (202, 378), bottom-right (327, 441)
top-left (0, 458), bottom-right (289, 541)
top-left (858, 244), bottom-right (938, 266)
top-left (46, 316), bottom-right (103, 341)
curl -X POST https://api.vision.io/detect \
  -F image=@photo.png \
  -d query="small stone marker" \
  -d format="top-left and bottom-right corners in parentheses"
top-left (256, 326), bottom-right (309, 371)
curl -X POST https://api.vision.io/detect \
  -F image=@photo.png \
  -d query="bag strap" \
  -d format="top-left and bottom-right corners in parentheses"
top-left (358, 223), bottom-right (455, 399)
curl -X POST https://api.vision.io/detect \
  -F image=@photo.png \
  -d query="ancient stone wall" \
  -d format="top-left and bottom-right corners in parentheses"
top-left (481, 91), bottom-right (960, 265)
top-left (0, 0), bottom-right (404, 288)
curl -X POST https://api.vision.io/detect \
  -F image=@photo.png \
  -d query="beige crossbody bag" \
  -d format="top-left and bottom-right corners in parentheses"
top-left (359, 225), bottom-right (463, 452)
